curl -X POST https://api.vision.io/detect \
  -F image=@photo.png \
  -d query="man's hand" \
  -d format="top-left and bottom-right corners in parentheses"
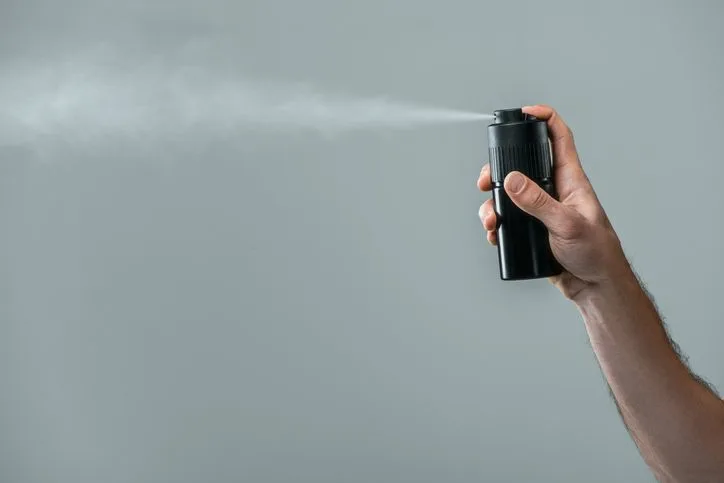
top-left (477, 105), bottom-right (628, 299)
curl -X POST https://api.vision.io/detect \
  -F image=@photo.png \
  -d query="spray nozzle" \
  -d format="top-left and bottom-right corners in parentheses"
top-left (492, 108), bottom-right (538, 125)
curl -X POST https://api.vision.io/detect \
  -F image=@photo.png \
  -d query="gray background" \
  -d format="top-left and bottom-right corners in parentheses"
top-left (1, 0), bottom-right (723, 482)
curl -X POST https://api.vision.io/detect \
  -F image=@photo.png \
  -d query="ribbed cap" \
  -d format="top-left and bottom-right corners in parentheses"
top-left (487, 111), bottom-right (552, 184)
top-left (489, 142), bottom-right (552, 183)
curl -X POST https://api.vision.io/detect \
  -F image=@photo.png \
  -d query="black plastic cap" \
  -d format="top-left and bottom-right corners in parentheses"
top-left (487, 109), bottom-right (552, 184)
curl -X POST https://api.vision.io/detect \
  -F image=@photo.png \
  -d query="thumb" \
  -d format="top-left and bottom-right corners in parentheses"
top-left (504, 171), bottom-right (578, 239)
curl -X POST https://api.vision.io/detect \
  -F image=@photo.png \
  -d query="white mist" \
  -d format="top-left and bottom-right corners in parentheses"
top-left (0, 60), bottom-right (491, 149)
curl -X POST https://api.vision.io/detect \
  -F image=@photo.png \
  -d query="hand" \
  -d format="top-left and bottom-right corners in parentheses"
top-left (477, 105), bottom-right (629, 299)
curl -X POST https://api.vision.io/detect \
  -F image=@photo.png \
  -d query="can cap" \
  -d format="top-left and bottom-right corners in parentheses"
top-left (487, 108), bottom-right (552, 183)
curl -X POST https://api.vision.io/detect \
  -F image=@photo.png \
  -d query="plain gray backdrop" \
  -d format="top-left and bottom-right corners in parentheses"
top-left (1, 0), bottom-right (723, 482)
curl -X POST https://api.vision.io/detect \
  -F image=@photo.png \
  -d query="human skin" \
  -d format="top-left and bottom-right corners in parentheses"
top-left (477, 105), bottom-right (724, 482)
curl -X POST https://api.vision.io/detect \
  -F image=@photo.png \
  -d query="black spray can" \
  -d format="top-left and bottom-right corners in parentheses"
top-left (487, 108), bottom-right (563, 281)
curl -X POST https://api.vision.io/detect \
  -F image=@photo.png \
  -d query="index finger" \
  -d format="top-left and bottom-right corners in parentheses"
top-left (521, 105), bottom-right (581, 171)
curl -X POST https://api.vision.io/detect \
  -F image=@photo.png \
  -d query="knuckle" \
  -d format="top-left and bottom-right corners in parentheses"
top-left (548, 108), bottom-right (559, 123)
top-left (529, 188), bottom-right (550, 210)
top-left (480, 202), bottom-right (495, 224)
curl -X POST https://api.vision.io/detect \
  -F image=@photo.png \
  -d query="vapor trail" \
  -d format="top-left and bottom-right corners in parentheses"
top-left (0, 59), bottom-right (491, 150)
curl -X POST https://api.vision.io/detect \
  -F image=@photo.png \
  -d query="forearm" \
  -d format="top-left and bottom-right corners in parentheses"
top-left (575, 264), bottom-right (724, 482)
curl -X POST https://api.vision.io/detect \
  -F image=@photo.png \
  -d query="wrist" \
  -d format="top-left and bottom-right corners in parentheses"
top-left (572, 259), bottom-right (642, 311)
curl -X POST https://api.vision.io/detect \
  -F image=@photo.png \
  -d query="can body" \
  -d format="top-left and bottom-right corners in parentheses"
top-left (493, 179), bottom-right (562, 280)
top-left (488, 109), bottom-right (563, 281)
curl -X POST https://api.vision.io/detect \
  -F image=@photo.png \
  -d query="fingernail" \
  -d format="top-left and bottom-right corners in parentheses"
top-left (505, 172), bottom-right (525, 194)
